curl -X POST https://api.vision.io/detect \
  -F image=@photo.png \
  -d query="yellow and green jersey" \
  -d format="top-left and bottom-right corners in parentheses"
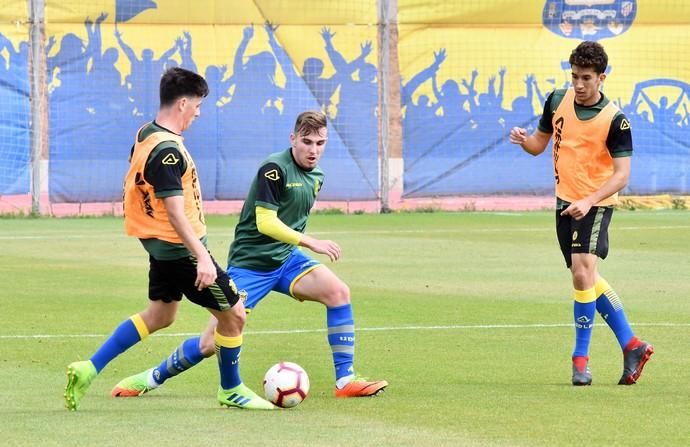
top-left (229, 149), bottom-right (324, 270)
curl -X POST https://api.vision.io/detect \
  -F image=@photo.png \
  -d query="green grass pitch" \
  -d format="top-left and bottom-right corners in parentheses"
top-left (1, 211), bottom-right (689, 446)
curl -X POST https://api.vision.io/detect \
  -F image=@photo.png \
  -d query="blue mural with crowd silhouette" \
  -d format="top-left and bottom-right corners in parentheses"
top-left (0, 32), bottom-right (30, 195)
top-left (402, 54), bottom-right (690, 197)
top-left (402, 0), bottom-right (688, 197)
top-left (0, 0), bottom-right (688, 200)
top-left (43, 15), bottom-right (379, 202)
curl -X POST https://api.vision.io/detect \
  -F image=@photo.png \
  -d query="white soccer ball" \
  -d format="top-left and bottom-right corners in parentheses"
top-left (263, 361), bottom-right (310, 408)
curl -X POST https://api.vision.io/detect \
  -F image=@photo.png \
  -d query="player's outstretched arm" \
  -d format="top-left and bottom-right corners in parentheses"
top-left (299, 235), bottom-right (341, 262)
top-left (509, 127), bottom-right (551, 156)
top-left (255, 206), bottom-right (341, 262)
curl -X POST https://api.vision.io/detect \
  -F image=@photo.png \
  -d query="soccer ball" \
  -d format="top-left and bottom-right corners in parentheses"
top-left (263, 361), bottom-right (310, 408)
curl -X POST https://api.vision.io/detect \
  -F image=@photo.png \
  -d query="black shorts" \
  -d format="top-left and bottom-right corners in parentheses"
top-left (556, 205), bottom-right (614, 268)
top-left (148, 254), bottom-right (239, 311)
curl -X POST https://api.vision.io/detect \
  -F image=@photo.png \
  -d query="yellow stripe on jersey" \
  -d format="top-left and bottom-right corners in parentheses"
top-left (255, 206), bottom-right (303, 246)
top-left (130, 314), bottom-right (150, 339)
top-left (573, 288), bottom-right (597, 303)
top-left (214, 330), bottom-right (243, 348)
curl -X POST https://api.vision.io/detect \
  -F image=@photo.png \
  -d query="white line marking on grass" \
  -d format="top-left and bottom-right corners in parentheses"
top-left (3, 225), bottom-right (690, 240)
top-left (311, 225), bottom-right (690, 236)
top-left (2, 322), bottom-right (688, 339)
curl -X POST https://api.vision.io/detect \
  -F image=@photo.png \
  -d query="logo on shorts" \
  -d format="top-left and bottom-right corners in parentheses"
top-left (238, 289), bottom-right (248, 304)
top-left (572, 231), bottom-right (578, 241)
top-left (228, 278), bottom-right (238, 294)
top-left (300, 260), bottom-right (319, 270)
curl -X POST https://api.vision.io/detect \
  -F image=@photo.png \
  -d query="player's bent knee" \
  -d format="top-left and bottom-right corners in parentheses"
top-left (140, 312), bottom-right (176, 332)
top-left (214, 306), bottom-right (246, 336)
top-left (324, 282), bottom-right (350, 307)
top-left (154, 317), bottom-right (176, 332)
top-left (231, 303), bottom-right (247, 326)
top-left (571, 267), bottom-right (595, 289)
top-left (199, 333), bottom-right (216, 357)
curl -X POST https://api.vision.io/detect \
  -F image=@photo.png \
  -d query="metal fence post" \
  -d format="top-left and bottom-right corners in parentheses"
top-left (378, 0), bottom-right (390, 212)
top-left (29, 0), bottom-right (45, 215)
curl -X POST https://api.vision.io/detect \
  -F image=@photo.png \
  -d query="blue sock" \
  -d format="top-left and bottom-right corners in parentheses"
top-left (326, 304), bottom-right (355, 381)
top-left (215, 331), bottom-right (242, 389)
top-left (573, 288), bottom-right (596, 358)
top-left (90, 314), bottom-right (149, 373)
top-left (595, 278), bottom-right (634, 350)
top-left (152, 337), bottom-right (204, 385)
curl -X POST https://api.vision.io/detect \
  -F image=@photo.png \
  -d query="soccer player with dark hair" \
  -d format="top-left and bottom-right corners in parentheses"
top-left (112, 110), bottom-right (388, 399)
top-left (64, 67), bottom-right (274, 410)
top-left (509, 41), bottom-right (653, 386)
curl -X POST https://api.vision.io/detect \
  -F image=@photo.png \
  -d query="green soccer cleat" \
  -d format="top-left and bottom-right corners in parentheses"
top-left (64, 360), bottom-right (97, 411)
top-left (111, 368), bottom-right (156, 397)
top-left (218, 383), bottom-right (276, 410)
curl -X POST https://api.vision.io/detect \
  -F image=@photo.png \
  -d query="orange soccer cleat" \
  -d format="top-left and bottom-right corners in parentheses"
top-left (334, 377), bottom-right (388, 398)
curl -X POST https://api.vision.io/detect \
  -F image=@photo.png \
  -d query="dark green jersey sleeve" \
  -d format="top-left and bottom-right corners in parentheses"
top-left (255, 162), bottom-right (285, 210)
top-left (538, 91), bottom-right (556, 133)
top-left (607, 113), bottom-right (633, 157)
top-left (143, 144), bottom-right (188, 198)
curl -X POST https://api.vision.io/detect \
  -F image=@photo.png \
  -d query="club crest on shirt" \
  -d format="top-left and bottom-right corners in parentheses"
top-left (264, 169), bottom-right (280, 181)
top-left (542, 0), bottom-right (636, 40)
top-left (313, 179), bottom-right (322, 197)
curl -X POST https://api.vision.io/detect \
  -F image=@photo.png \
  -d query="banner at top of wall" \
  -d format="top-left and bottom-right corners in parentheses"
top-left (542, 0), bottom-right (637, 40)
top-left (48, 0), bottom-right (376, 25)
top-left (397, 0), bottom-right (690, 25)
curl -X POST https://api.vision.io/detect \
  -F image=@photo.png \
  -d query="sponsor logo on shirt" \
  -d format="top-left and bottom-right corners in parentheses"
top-left (265, 169), bottom-right (280, 181)
top-left (162, 153), bottom-right (179, 165)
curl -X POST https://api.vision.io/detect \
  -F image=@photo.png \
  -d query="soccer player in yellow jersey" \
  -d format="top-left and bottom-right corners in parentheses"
top-left (64, 67), bottom-right (274, 410)
top-left (509, 41), bottom-right (653, 386)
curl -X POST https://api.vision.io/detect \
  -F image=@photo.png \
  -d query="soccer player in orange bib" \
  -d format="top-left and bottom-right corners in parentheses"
top-left (509, 41), bottom-right (653, 386)
top-left (111, 111), bottom-right (388, 400)
top-left (64, 67), bottom-right (274, 410)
